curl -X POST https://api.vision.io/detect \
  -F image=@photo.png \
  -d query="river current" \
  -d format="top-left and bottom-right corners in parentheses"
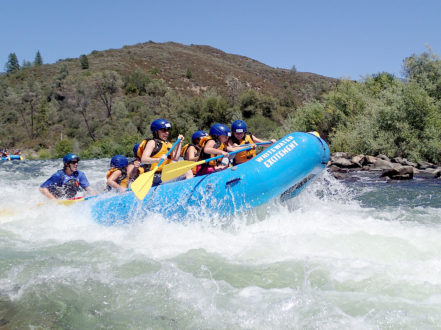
top-left (1, 159), bottom-right (441, 329)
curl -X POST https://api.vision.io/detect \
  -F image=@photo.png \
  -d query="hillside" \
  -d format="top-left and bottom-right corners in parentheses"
top-left (12, 41), bottom-right (336, 98)
top-left (124, 42), bottom-right (334, 97)
top-left (0, 41), bottom-right (338, 158)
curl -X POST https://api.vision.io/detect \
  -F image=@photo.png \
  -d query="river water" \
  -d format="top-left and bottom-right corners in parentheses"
top-left (1, 159), bottom-right (441, 329)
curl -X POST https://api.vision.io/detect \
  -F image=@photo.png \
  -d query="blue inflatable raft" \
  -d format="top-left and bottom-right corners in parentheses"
top-left (91, 132), bottom-right (330, 225)
top-left (1, 155), bottom-right (23, 161)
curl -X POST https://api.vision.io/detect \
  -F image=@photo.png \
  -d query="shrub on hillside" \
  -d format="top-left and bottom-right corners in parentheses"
top-left (246, 115), bottom-right (279, 140)
top-left (54, 139), bottom-right (73, 158)
top-left (79, 55), bottom-right (89, 70)
top-left (123, 70), bottom-right (151, 95)
top-left (80, 134), bottom-right (140, 159)
top-left (286, 101), bottom-right (328, 138)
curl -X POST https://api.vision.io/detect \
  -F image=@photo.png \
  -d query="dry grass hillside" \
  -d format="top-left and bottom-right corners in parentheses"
top-left (10, 41), bottom-right (337, 102)
top-left (1, 41), bottom-right (339, 157)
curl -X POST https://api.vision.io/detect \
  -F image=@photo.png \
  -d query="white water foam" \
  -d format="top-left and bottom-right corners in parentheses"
top-left (2, 160), bottom-right (441, 327)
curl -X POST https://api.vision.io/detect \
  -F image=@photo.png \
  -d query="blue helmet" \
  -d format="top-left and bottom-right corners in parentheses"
top-left (191, 130), bottom-right (208, 144)
top-left (63, 153), bottom-right (80, 164)
top-left (133, 143), bottom-right (140, 158)
top-left (209, 123), bottom-right (231, 138)
top-left (110, 155), bottom-right (129, 169)
top-left (150, 118), bottom-right (171, 133)
top-left (231, 120), bottom-right (247, 133)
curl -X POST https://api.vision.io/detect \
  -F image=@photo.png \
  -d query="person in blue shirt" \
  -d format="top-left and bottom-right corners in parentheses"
top-left (39, 153), bottom-right (95, 200)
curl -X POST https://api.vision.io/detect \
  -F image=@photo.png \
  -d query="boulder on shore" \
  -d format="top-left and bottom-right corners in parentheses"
top-left (380, 166), bottom-right (414, 180)
top-left (369, 159), bottom-right (396, 171)
top-left (417, 161), bottom-right (437, 170)
top-left (328, 152), bottom-right (440, 180)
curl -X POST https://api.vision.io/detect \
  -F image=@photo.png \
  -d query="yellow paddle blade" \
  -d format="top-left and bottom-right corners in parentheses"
top-left (131, 170), bottom-right (156, 200)
top-left (56, 198), bottom-right (85, 206)
top-left (1, 195), bottom-right (94, 216)
top-left (0, 208), bottom-right (15, 216)
top-left (35, 198), bottom-right (84, 207)
top-left (161, 160), bottom-right (205, 182)
top-left (1, 200), bottom-right (76, 216)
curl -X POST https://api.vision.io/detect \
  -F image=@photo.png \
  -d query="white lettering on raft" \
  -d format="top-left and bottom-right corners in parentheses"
top-left (255, 136), bottom-right (299, 168)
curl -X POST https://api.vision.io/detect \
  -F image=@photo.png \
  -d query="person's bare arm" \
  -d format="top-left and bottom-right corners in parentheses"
top-left (141, 140), bottom-right (165, 164)
top-left (39, 187), bottom-right (57, 200)
top-left (106, 169), bottom-right (126, 192)
top-left (170, 135), bottom-right (184, 161)
top-left (204, 140), bottom-right (228, 157)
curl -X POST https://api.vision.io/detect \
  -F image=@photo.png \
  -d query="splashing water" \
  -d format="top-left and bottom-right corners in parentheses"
top-left (1, 159), bottom-right (441, 328)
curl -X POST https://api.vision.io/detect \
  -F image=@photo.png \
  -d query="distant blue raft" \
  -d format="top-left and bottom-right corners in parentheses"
top-left (91, 132), bottom-right (330, 225)
top-left (1, 155), bottom-right (23, 161)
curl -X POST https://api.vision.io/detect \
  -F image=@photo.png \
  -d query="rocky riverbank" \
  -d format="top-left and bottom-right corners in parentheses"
top-left (328, 152), bottom-right (441, 180)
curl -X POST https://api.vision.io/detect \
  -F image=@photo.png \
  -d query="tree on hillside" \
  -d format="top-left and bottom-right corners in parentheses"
top-left (35, 99), bottom-right (50, 139)
top-left (403, 48), bottom-right (441, 100)
top-left (21, 82), bottom-right (41, 139)
top-left (34, 50), bottom-right (43, 66)
top-left (80, 55), bottom-right (89, 69)
top-left (22, 60), bottom-right (33, 68)
top-left (226, 75), bottom-right (244, 107)
top-left (65, 79), bottom-right (97, 142)
top-left (240, 90), bottom-right (260, 118)
top-left (6, 83), bottom-right (41, 140)
top-left (123, 70), bottom-right (151, 95)
top-left (52, 63), bottom-right (69, 96)
top-left (3, 87), bottom-right (22, 139)
top-left (200, 90), bottom-right (232, 127)
top-left (93, 71), bottom-right (122, 120)
top-left (5, 53), bottom-right (20, 74)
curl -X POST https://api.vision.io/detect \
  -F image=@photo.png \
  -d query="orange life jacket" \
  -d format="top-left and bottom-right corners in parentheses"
top-left (127, 161), bottom-right (145, 182)
top-left (106, 167), bottom-right (128, 188)
top-left (198, 136), bottom-right (227, 167)
top-left (230, 133), bottom-right (256, 164)
top-left (180, 144), bottom-right (191, 159)
top-left (182, 143), bottom-right (203, 174)
top-left (182, 143), bottom-right (202, 159)
top-left (135, 138), bottom-right (172, 172)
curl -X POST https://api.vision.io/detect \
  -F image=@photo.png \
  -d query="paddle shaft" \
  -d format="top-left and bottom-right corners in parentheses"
top-left (202, 146), bottom-right (255, 164)
top-left (160, 141), bottom-right (276, 182)
top-left (131, 137), bottom-right (182, 200)
top-left (138, 137), bottom-right (183, 175)
top-left (236, 141), bottom-right (272, 147)
top-left (139, 142), bottom-right (269, 166)
top-left (156, 137), bottom-right (182, 169)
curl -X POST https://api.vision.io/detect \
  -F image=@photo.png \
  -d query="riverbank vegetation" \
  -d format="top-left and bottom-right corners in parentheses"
top-left (1, 42), bottom-right (440, 163)
top-left (291, 47), bottom-right (441, 164)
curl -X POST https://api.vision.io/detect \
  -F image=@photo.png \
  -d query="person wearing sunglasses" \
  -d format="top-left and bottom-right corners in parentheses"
top-left (196, 123), bottom-right (231, 176)
top-left (228, 120), bottom-right (276, 165)
top-left (134, 118), bottom-right (184, 186)
top-left (39, 153), bottom-right (95, 200)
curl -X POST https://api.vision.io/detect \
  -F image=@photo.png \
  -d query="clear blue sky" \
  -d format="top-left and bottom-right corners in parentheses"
top-left (1, 0), bottom-right (440, 79)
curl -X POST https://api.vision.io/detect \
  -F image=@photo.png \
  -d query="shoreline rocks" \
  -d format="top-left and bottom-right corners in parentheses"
top-left (328, 153), bottom-right (441, 180)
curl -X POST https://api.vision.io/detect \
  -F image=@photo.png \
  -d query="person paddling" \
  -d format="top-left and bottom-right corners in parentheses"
top-left (106, 155), bottom-right (130, 193)
top-left (196, 123), bottom-right (231, 176)
top-left (126, 143), bottom-right (145, 183)
top-left (181, 130), bottom-right (208, 179)
top-left (135, 118), bottom-right (184, 186)
top-left (181, 130), bottom-right (208, 161)
top-left (39, 153), bottom-right (96, 200)
top-left (228, 120), bottom-right (276, 165)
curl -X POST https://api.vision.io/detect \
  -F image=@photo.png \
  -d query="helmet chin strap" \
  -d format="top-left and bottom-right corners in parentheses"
top-left (64, 163), bottom-right (75, 174)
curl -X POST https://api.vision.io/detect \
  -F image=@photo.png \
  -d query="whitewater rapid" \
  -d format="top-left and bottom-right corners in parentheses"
top-left (1, 159), bottom-right (441, 328)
